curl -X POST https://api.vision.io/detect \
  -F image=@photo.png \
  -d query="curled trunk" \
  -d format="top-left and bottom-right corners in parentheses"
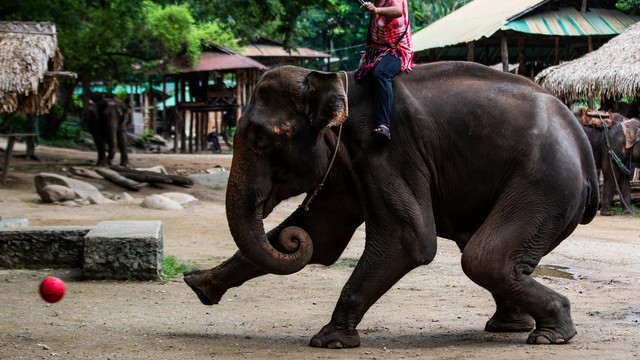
top-left (225, 141), bottom-right (313, 275)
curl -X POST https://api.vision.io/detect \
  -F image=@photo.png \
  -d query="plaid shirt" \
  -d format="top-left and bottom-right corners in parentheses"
top-left (369, 0), bottom-right (414, 72)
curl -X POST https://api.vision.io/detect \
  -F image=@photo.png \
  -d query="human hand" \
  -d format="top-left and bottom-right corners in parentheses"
top-left (360, 1), bottom-right (376, 14)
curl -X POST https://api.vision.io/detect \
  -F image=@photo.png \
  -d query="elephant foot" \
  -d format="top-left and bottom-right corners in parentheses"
top-left (485, 313), bottom-right (535, 332)
top-left (600, 208), bottom-right (616, 216)
top-left (309, 325), bottom-right (360, 349)
top-left (527, 325), bottom-right (576, 344)
top-left (183, 269), bottom-right (226, 305)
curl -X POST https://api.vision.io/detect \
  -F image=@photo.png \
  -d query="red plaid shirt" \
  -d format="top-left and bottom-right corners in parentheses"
top-left (369, 0), bottom-right (414, 72)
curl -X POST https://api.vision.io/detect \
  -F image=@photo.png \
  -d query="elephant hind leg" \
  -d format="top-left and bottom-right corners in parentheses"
top-left (183, 252), bottom-right (266, 306)
top-left (461, 212), bottom-right (576, 344)
top-left (485, 293), bottom-right (534, 332)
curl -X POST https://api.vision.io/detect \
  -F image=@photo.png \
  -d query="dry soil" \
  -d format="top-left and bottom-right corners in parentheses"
top-left (0, 142), bottom-right (639, 359)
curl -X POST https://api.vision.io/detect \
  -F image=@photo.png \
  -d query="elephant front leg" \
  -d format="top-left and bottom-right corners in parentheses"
top-left (116, 126), bottom-right (129, 167)
top-left (310, 227), bottom-right (436, 348)
top-left (183, 251), bottom-right (265, 305)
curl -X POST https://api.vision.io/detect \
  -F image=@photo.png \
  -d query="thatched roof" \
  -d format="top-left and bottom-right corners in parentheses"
top-left (0, 21), bottom-right (63, 116)
top-left (535, 21), bottom-right (640, 103)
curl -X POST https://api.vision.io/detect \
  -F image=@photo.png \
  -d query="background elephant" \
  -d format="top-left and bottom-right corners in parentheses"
top-left (575, 110), bottom-right (640, 215)
top-left (85, 98), bottom-right (130, 167)
top-left (184, 63), bottom-right (598, 348)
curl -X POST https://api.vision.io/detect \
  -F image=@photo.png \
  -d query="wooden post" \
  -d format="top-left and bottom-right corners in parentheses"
top-left (161, 77), bottom-right (167, 138)
top-left (236, 69), bottom-right (242, 122)
top-left (466, 42), bottom-right (474, 62)
top-left (517, 36), bottom-right (525, 75)
top-left (554, 37), bottom-right (560, 64)
top-left (581, 0), bottom-right (587, 13)
top-left (188, 110), bottom-right (194, 153)
top-left (180, 109), bottom-right (186, 153)
top-left (588, 36), bottom-right (593, 52)
top-left (149, 78), bottom-right (156, 134)
top-left (501, 32), bottom-right (509, 72)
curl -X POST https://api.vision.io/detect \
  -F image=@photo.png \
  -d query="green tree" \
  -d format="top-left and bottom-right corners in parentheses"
top-left (616, 0), bottom-right (640, 14)
top-left (0, 0), bottom-right (237, 132)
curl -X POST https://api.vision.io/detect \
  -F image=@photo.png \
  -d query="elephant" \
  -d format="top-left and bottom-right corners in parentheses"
top-left (184, 62), bottom-right (599, 348)
top-left (575, 110), bottom-right (640, 215)
top-left (84, 98), bottom-right (131, 167)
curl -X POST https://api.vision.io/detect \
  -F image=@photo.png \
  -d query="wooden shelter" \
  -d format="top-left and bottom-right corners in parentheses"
top-left (535, 21), bottom-right (640, 105)
top-left (149, 44), bottom-right (267, 153)
top-left (0, 21), bottom-right (74, 117)
top-left (0, 21), bottom-right (75, 183)
top-left (412, 0), bottom-right (639, 78)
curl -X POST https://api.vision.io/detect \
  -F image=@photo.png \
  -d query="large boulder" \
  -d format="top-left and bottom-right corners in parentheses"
top-left (39, 184), bottom-right (76, 202)
top-left (34, 173), bottom-right (114, 204)
top-left (140, 194), bottom-right (183, 210)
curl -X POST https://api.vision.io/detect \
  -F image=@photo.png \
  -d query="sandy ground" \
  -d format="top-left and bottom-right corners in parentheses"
top-left (0, 142), bottom-right (639, 359)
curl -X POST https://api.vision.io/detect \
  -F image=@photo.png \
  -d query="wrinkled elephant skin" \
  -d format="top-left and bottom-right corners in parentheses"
top-left (184, 63), bottom-right (599, 348)
top-left (85, 98), bottom-right (130, 167)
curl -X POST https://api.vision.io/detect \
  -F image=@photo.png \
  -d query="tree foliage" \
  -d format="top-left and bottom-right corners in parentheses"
top-left (616, 0), bottom-right (640, 14)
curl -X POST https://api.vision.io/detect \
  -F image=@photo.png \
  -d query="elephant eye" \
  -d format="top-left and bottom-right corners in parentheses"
top-left (247, 124), bottom-right (273, 152)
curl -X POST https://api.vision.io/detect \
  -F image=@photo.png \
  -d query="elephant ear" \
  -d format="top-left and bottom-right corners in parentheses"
top-left (303, 71), bottom-right (348, 131)
top-left (622, 119), bottom-right (640, 149)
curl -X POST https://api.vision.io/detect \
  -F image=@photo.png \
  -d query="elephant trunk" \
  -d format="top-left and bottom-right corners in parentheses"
top-left (225, 140), bottom-right (313, 275)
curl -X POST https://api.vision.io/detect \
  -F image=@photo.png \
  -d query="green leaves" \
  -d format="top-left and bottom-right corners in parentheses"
top-left (616, 0), bottom-right (640, 14)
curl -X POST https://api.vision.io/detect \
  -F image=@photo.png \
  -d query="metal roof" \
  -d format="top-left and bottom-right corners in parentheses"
top-left (160, 51), bottom-right (267, 75)
top-left (412, 0), bottom-right (546, 51)
top-left (412, 0), bottom-right (639, 52)
top-left (504, 7), bottom-right (639, 36)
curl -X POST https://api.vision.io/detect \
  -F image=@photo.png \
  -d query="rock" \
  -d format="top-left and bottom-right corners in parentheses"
top-left (160, 192), bottom-right (197, 205)
top-left (34, 173), bottom-right (114, 205)
top-left (188, 170), bottom-right (229, 186)
top-left (39, 184), bottom-right (76, 202)
top-left (140, 194), bottom-right (183, 210)
top-left (115, 192), bottom-right (135, 201)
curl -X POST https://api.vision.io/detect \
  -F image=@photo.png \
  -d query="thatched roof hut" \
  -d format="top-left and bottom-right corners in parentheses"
top-left (535, 21), bottom-right (640, 103)
top-left (0, 21), bottom-right (71, 116)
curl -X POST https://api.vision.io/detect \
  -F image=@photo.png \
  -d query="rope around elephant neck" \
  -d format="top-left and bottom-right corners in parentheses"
top-left (299, 71), bottom-right (347, 212)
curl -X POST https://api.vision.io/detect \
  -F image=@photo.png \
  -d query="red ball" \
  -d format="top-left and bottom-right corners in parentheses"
top-left (39, 276), bottom-right (65, 303)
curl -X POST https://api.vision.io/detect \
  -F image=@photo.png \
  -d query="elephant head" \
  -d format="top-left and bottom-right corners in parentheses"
top-left (226, 67), bottom-right (348, 275)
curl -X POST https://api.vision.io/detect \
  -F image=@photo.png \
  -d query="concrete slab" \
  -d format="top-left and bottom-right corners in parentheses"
top-left (83, 220), bottom-right (163, 280)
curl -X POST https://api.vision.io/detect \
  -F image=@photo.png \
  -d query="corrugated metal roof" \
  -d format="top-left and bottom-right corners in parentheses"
top-left (412, 0), bottom-right (640, 52)
top-left (168, 51), bottom-right (267, 74)
top-left (412, 0), bottom-right (546, 51)
top-left (504, 7), bottom-right (639, 36)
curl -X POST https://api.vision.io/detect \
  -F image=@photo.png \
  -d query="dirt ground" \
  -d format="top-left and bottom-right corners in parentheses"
top-left (1, 142), bottom-right (639, 360)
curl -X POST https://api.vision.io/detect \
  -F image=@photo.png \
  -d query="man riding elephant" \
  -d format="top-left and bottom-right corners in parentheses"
top-left (184, 62), bottom-right (599, 348)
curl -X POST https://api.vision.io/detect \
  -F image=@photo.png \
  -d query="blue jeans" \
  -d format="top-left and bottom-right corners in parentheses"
top-left (371, 53), bottom-right (401, 128)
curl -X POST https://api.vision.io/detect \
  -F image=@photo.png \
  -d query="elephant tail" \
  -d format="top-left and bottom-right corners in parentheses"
top-left (580, 177), bottom-right (599, 225)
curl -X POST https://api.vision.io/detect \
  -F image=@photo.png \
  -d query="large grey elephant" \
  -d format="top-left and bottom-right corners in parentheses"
top-left (184, 63), bottom-right (599, 348)
top-left (576, 110), bottom-right (640, 215)
top-left (84, 98), bottom-right (130, 167)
